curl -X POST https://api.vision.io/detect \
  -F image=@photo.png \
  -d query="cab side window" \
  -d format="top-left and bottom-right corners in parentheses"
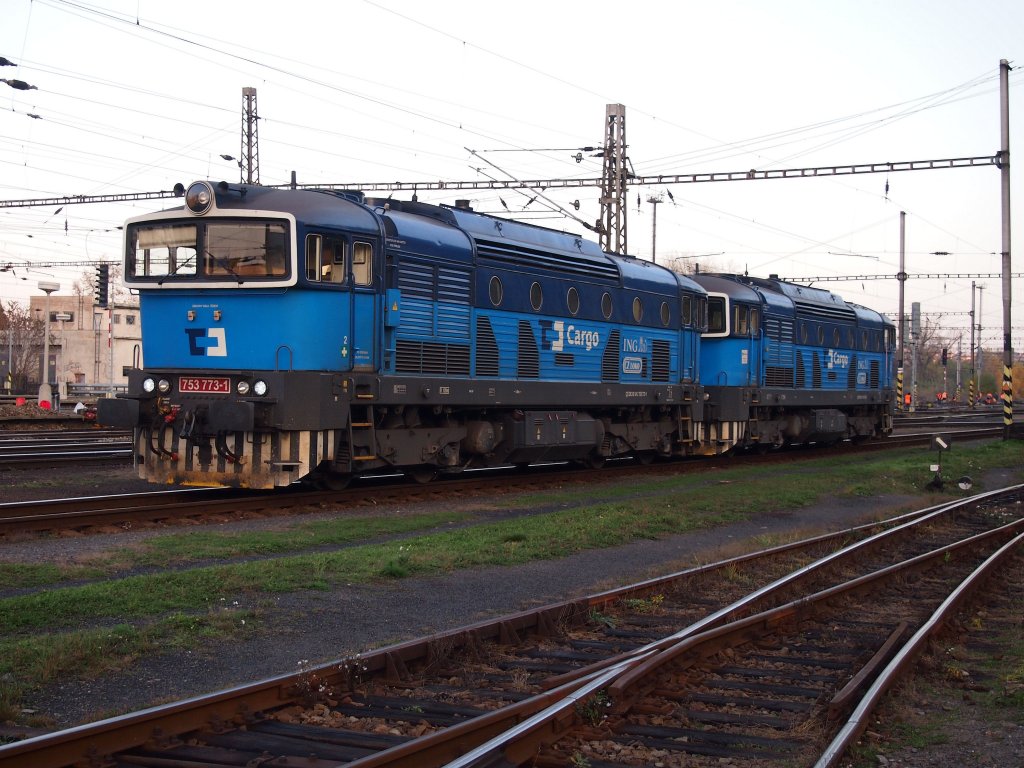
top-left (353, 241), bottom-right (372, 286)
top-left (305, 234), bottom-right (347, 283)
top-left (733, 304), bottom-right (749, 336)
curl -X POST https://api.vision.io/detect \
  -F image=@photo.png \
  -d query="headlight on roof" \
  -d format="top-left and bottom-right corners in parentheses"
top-left (185, 181), bottom-right (214, 215)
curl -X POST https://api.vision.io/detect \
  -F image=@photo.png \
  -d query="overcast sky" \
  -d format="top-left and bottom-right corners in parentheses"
top-left (1, 0), bottom-right (1021, 352)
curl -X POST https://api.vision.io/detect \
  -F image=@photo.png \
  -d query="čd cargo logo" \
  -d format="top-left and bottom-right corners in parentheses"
top-left (826, 349), bottom-right (850, 369)
top-left (185, 328), bottom-right (227, 357)
top-left (542, 320), bottom-right (601, 352)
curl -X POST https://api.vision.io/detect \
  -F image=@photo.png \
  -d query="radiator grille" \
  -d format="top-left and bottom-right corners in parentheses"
top-left (652, 339), bottom-right (670, 382)
top-left (475, 316), bottom-right (499, 376)
top-left (517, 321), bottom-right (539, 378)
top-left (396, 340), bottom-right (471, 375)
top-left (765, 366), bottom-right (794, 387)
top-left (601, 330), bottom-right (621, 382)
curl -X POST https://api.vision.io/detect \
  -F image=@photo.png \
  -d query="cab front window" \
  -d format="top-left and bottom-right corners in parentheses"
top-left (129, 224), bottom-right (198, 278)
top-left (127, 220), bottom-right (289, 280)
top-left (206, 223), bottom-right (287, 277)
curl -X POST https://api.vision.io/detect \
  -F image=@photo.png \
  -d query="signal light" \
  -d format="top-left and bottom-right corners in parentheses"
top-left (941, 348), bottom-right (948, 365)
top-left (95, 264), bottom-right (109, 308)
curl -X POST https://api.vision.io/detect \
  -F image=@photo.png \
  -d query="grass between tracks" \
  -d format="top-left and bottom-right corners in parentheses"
top-left (0, 440), bottom-right (1021, 724)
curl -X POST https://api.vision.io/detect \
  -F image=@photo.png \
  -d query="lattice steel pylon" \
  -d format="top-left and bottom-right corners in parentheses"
top-left (598, 103), bottom-right (628, 254)
top-left (241, 87), bottom-right (260, 185)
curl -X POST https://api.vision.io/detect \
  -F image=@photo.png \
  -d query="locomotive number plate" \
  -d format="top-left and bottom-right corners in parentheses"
top-left (179, 376), bottom-right (231, 394)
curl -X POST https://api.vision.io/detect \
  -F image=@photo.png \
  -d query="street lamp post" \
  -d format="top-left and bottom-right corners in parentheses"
top-left (36, 281), bottom-right (59, 407)
top-left (55, 311), bottom-right (71, 407)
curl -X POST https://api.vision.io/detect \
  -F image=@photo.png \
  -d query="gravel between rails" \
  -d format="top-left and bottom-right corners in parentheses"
top-left (2, 458), bottom-right (1022, 768)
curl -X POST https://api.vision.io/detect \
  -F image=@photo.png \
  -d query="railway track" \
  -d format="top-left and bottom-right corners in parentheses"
top-left (0, 428), bottom-right (132, 467)
top-left (1, 485), bottom-right (1021, 767)
top-left (0, 416), bottom-right (1010, 475)
top-left (1, 429), bottom-right (1009, 537)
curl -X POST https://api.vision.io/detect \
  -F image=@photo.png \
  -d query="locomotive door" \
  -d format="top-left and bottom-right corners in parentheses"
top-left (735, 302), bottom-right (760, 386)
top-left (747, 304), bottom-right (762, 386)
top-left (349, 239), bottom-right (379, 371)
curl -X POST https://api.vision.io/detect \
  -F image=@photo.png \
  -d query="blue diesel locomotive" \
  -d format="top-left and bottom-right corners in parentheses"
top-left (692, 272), bottom-right (894, 450)
top-left (99, 181), bottom-right (709, 488)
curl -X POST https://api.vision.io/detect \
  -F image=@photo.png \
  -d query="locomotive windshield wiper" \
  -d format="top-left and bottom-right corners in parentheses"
top-left (157, 253), bottom-right (196, 285)
top-left (204, 249), bottom-right (245, 284)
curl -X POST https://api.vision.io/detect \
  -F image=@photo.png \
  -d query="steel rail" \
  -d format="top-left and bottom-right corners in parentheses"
top-left (606, 504), bottom-right (1024, 700)
top-left (538, 488), bottom-right (985, 691)
top-left (815, 528), bottom-right (1024, 768)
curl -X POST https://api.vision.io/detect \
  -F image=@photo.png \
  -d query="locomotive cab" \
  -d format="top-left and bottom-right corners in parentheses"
top-left (99, 181), bottom-right (386, 487)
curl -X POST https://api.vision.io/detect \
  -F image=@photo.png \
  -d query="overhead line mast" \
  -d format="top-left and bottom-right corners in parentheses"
top-left (241, 87), bottom-right (260, 185)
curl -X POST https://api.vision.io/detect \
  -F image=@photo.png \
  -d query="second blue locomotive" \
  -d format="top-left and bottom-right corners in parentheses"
top-left (691, 272), bottom-right (894, 450)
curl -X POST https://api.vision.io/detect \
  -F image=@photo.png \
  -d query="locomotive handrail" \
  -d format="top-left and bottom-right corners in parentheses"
top-left (274, 345), bottom-right (293, 372)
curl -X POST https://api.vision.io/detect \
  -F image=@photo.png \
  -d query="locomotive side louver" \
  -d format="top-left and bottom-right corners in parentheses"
top-left (475, 316), bottom-right (500, 376)
top-left (652, 339), bottom-right (670, 382)
top-left (475, 239), bottom-right (619, 281)
top-left (766, 366), bottom-right (795, 387)
top-left (396, 340), bottom-right (470, 375)
top-left (517, 321), bottom-right (539, 378)
top-left (765, 318), bottom-right (795, 387)
top-left (601, 329), bottom-right (621, 382)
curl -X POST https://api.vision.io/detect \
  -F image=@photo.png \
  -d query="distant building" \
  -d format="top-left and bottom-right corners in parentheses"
top-left (26, 294), bottom-right (141, 387)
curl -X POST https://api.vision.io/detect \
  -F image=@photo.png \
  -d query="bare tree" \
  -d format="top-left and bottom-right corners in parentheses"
top-left (1, 300), bottom-right (46, 392)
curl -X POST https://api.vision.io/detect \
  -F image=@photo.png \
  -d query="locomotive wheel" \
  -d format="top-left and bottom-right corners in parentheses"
top-left (406, 466), bottom-right (438, 484)
top-left (633, 451), bottom-right (656, 465)
top-left (320, 472), bottom-right (352, 491)
top-left (579, 454), bottom-right (606, 470)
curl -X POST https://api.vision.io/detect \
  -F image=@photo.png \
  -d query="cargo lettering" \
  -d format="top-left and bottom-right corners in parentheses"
top-left (826, 349), bottom-right (850, 369)
top-left (548, 321), bottom-right (600, 352)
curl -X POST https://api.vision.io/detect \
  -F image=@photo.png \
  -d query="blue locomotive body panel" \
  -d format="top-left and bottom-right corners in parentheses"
top-left (140, 289), bottom-right (367, 372)
top-left (382, 202), bottom-right (700, 388)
